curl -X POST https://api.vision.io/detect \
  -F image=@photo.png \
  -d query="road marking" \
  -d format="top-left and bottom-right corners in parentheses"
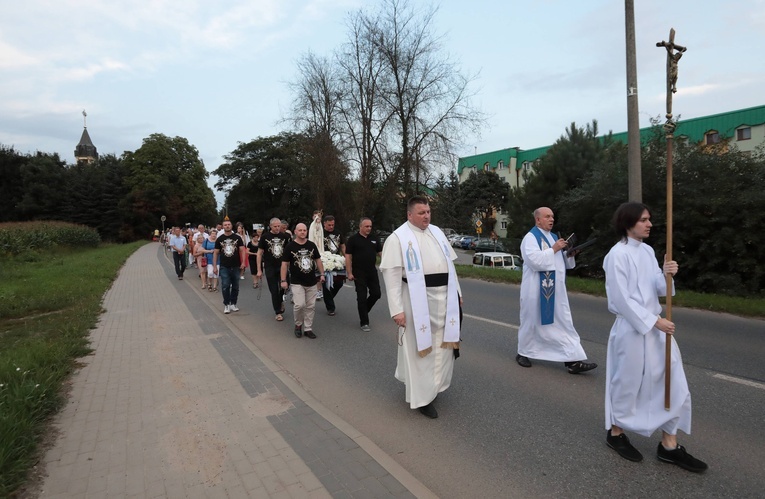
top-left (463, 313), bottom-right (519, 330)
top-left (713, 373), bottom-right (765, 390)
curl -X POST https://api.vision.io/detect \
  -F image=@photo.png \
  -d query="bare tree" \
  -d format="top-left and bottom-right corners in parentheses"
top-left (372, 0), bottom-right (485, 197)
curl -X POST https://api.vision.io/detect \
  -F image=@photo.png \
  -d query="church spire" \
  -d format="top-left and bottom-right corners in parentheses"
top-left (74, 109), bottom-right (98, 165)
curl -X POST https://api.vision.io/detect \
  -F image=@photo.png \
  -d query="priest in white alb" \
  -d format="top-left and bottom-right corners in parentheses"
top-left (603, 202), bottom-right (706, 472)
top-left (380, 196), bottom-right (462, 419)
top-left (516, 207), bottom-right (597, 374)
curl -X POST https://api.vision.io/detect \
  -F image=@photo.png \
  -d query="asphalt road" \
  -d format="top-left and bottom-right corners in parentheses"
top-left (225, 252), bottom-right (765, 498)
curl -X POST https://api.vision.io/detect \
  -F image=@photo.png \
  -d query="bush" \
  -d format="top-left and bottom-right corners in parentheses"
top-left (0, 221), bottom-right (100, 255)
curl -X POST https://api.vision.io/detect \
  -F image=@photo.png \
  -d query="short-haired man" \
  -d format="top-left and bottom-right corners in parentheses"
top-left (345, 217), bottom-right (381, 331)
top-left (281, 223), bottom-right (325, 339)
top-left (257, 218), bottom-right (293, 321)
top-left (516, 207), bottom-right (597, 374)
top-left (380, 196), bottom-right (462, 419)
top-left (169, 227), bottom-right (187, 280)
top-left (603, 202), bottom-right (706, 472)
top-left (213, 219), bottom-right (246, 314)
top-left (321, 215), bottom-right (346, 316)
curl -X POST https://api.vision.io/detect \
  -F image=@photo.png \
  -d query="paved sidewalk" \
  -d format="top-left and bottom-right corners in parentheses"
top-left (36, 243), bottom-right (434, 498)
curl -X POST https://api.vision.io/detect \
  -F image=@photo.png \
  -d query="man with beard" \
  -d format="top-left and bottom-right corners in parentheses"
top-left (212, 218), bottom-right (246, 314)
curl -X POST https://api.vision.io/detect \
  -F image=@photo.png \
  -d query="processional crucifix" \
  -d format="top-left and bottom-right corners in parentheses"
top-left (656, 29), bottom-right (686, 411)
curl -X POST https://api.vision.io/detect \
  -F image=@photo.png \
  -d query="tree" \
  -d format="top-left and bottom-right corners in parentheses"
top-left (215, 132), bottom-right (318, 226)
top-left (17, 152), bottom-right (68, 221)
top-left (429, 170), bottom-right (468, 231)
top-left (458, 170), bottom-right (509, 234)
top-left (506, 120), bottom-right (609, 239)
top-left (0, 145), bottom-right (27, 222)
top-left (121, 134), bottom-right (216, 239)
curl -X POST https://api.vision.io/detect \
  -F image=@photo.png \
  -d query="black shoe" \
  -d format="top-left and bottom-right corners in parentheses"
top-left (657, 443), bottom-right (708, 473)
top-left (516, 355), bottom-right (532, 368)
top-left (567, 361), bottom-right (597, 374)
top-left (294, 325), bottom-right (302, 338)
top-left (304, 330), bottom-right (317, 339)
top-left (327, 310), bottom-right (336, 316)
top-left (418, 402), bottom-right (438, 419)
top-left (607, 430), bottom-right (643, 462)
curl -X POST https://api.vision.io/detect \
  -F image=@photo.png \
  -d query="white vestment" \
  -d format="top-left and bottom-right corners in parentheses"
top-left (380, 222), bottom-right (461, 409)
top-left (518, 229), bottom-right (586, 361)
top-left (603, 238), bottom-right (691, 437)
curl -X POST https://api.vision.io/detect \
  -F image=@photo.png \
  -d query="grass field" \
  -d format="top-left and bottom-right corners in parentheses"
top-left (0, 241), bottom-right (145, 497)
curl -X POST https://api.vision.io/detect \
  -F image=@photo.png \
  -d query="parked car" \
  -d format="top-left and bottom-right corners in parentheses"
top-left (471, 238), bottom-right (507, 253)
top-left (472, 252), bottom-right (523, 270)
top-left (460, 236), bottom-right (475, 250)
top-left (451, 235), bottom-right (468, 248)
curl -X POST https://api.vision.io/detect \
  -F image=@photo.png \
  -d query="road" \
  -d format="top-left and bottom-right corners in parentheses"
top-left (218, 251), bottom-right (765, 498)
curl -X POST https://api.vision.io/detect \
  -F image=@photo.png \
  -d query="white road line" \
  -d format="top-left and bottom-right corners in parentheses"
top-left (463, 313), bottom-right (519, 330)
top-left (713, 373), bottom-right (765, 390)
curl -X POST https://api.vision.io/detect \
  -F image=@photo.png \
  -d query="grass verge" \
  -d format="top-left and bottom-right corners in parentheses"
top-left (454, 264), bottom-right (765, 319)
top-left (0, 241), bottom-right (145, 497)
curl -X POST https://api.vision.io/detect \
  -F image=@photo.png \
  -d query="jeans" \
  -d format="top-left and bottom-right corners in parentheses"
top-left (219, 266), bottom-right (241, 306)
top-left (353, 270), bottom-right (381, 326)
top-left (172, 252), bottom-right (186, 277)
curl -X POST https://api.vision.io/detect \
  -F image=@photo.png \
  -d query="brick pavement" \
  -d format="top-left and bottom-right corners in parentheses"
top-left (36, 243), bottom-right (434, 498)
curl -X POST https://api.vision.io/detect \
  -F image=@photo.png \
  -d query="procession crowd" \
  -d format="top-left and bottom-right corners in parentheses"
top-left (160, 197), bottom-right (706, 474)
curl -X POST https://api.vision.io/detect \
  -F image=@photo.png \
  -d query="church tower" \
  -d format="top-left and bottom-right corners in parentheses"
top-left (74, 110), bottom-right (98, 165)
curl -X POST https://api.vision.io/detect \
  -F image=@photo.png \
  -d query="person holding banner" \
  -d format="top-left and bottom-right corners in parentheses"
top-left (380, 196), bottom-right (462, 419)
top-left (516, 207), bottom-right (597, 374)
top-left (603, 202), bottom-right (706, 472)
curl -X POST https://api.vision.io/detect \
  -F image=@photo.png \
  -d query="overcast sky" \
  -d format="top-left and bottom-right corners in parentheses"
top-left (2, 0), bottom-right (763, 206)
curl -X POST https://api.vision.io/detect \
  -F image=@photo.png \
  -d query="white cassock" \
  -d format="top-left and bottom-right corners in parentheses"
top-left (603, 238), bottom-right (692, 437)
top-left (380, 222), bottom-right (461, 409)
top-left (518, 229), bottom-right (587, 361)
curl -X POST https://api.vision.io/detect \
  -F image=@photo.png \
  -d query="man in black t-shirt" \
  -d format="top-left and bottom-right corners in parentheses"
top-left (321, 215), bottom-right (346, 315)
top-left (281, 223), bottom-right (325, 339)
top-left (213, 219), bottom-right (246, 314)
top-left (345, 217), bottom-right (383, 331)
top-left (257, 217), bottom-right (293, 321)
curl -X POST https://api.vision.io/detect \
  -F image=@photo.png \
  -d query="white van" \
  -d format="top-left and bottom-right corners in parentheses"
top-left (472, 252), bottom-right (523, 271)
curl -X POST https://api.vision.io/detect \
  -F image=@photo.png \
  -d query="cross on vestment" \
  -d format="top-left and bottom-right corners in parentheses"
top-left (449, 318), bottom-right (456, 326)
top-left (419, 324), bottom-right (428, 334)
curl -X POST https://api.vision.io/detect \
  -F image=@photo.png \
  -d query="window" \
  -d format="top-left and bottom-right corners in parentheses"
top-left (483, 162), bottom-right (490, 171)
top-left (497, 160), bottom-right (504, 169)
top-left (737, 127), bottom-right (751, 141)
top-left (705, 131), bottom-right (720, 145)
top-left (501, 221), bottom-right (507, 229)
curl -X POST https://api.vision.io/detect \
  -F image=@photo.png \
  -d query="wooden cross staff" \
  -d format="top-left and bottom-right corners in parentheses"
top-left (656, 29), bottom-right (686, 411)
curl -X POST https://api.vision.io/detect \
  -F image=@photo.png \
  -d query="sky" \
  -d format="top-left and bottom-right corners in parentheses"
top-left (2, 0), bottom-right (764, 207)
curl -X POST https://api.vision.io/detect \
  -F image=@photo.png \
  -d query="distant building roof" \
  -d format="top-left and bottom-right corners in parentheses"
top-left (458, 104), bottom-right (765, 175)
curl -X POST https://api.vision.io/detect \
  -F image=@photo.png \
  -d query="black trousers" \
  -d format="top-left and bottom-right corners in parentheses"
top-left (172, 252), bottom-right (186, 277)
top-left (353, 270), bottom-right (381, 326)
top-left (264, 265), bottom-right (285, 314)
top-left (322, 277), bottom-right (344, 312)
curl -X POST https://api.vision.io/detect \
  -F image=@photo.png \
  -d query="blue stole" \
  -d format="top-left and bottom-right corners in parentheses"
top-left (529, 226), bottom-right (557, 325)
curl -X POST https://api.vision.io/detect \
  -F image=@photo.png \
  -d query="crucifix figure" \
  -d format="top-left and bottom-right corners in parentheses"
top-left (656, 29), bottom-right (687, 120)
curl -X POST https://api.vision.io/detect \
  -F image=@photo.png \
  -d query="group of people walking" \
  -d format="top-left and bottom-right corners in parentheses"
top-left (166, 196), bottom-right (705, 474)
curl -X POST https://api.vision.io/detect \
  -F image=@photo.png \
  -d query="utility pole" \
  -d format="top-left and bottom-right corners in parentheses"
top-left (625, 0), bottom-right (642, 202)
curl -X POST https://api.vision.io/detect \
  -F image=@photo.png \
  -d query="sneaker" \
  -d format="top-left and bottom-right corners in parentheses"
top-left (224, 305), bottom-right (231, 314)
top-left (304, 330), bottom-right (317, 339)
top-left (316, 291), bottom-right (323, 300)
top-left (229, 304), bottom-right (239, 312)
top-left (294, 324), bottom-right (303, 338)
top-left (657, 443), bottom-right (708, 473)
top-left (360, 325), bottom-right (371, 332)
top-left (240, 275), bottom-right (245, 280)
top-left (606, 430), bottom-right (643, 462)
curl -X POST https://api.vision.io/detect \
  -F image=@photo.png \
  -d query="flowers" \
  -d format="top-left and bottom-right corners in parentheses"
top-left (320, 251), bottom-right (345, 271)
